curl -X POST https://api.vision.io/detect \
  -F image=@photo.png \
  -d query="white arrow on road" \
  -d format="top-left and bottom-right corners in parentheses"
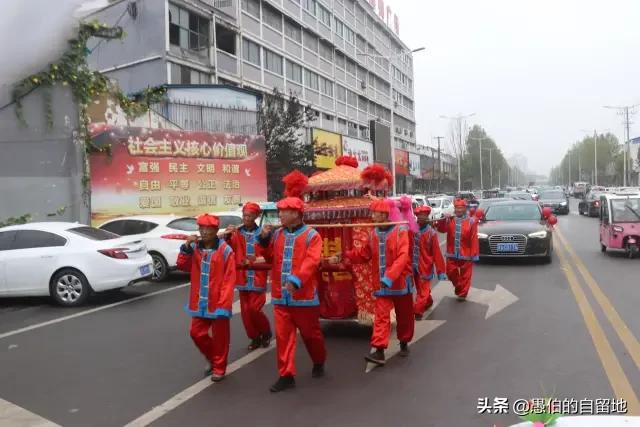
top-left (366, 282), bottom-right (518, 372)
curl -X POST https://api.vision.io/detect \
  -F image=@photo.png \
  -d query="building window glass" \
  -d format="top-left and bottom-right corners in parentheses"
top-left (318, 4), bottom-right (331, 27)
top-left (320, 77), bottom-right (333, 96)
top-left (286, 60), bottom-right (303, 83)
top-left (284, 18), bottom-right (301, 42)
top-left (303, 0), bottom-right (316, 16)
top-left (216, 24), bottom-right (236, 55)
top-left (242, 38), bottom-right (261, 65)
top-left (263, 4), bottom-right (283, 31)
top-left (336, 85), bottom-right (346, 102)
top-left (241, 0), bottom-right (260, 18)
top-left (303, 30), bottom-right (318, 53)
top-left (170, 63), bottom-right (209, 84)
top-left (346, 89), bottom-right (357, 107)
top-left (319, 41), bottom-right (333, 61)
top-left (264, 49), bottom-right (283, 75)
top-left (304, 69), bottom-right (319, 91)
top-left (334, 18), bottom-right (344, 38)
top-left (356, 35), bottom-right (366, 53)
top-left (335, 51), bottom-right (345, 69)
top-left (169, 4), bottom-right (210, 52)
top-left (345, 58), bottom-right (356, 76)
top-left (345, 26), bottom-right (354, 45)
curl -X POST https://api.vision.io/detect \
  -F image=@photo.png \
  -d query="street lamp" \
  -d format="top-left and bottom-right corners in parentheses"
top-left (440, 113), bottom-right (476, 192)
top-left (604, 104), bottom-right (639, 186)
top-left (580, 129), bottom-right (609, 186)
top-left (357, 47), bottom-right (426, 195)
top-left (469, 136), bottom-right (491, 190)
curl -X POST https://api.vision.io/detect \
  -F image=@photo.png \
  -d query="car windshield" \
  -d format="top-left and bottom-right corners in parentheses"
top-left (485, 204), bottom-right (541, 221)
top-left (611, 198), bottom-right (640, 222)
top-left (261, 210), bottom-right (280, 226)
top-left (68, 226), bottom-right (119, 240)
top-left (539, 191), bottom-right (564, 199)
top-left (428, 199), bottom-right (443, 208)
top-left (509, 192), bottom-right (531, 200)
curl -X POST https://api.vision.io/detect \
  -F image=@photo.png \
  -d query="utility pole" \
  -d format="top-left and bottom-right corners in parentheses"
top-left (469, 136), bottom-right (487, 190)
top-left (594, 130), bottom-right (598, 186)
top-left (604, 104), bottom-right (638, 186)
top-left (434, 136), bottom-right (444, 193)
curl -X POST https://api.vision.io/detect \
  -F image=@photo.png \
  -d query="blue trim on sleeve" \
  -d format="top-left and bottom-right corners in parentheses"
top-left (438, 273), bottom-right (448, 280)
top-left (472, 256), bottom-right (480, 262)
top-left (287, 274), bottom-right (302, 288)
top-left (212, 308), bottom-right (231, 318)
top-left (381, 276), bottom-right (393, 288)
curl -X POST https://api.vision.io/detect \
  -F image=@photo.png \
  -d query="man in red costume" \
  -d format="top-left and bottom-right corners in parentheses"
top-left (177, 214), bottom-right (236, 382)
top-left (435, 199), bottom-right (479, 300)
top-left (412, 205), bottom-right (447, 319)
top-left (332, 199), bottom-right (414, 365)
top-left (225, 202), bottom-right (272, 351)
top-left (259, 196), bottom-right (326, 393)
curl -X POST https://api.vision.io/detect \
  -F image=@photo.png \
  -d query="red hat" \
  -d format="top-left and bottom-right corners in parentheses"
top-left (196, 213), bottom-right (220, 227)
top-left (414, 205), bottom-right (432, 215)
top-left (453, 198), bottom-right (467, 208)
top-left (370, 199), bottom-right (391, 213)
top-left (242, 202), bottom-right (262, 215)
top-left (276, 197), bottom-right (305, 212)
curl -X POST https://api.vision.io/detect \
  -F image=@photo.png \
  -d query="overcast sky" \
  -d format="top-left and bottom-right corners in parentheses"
top-left (391, 0), bottom-right (640, 174)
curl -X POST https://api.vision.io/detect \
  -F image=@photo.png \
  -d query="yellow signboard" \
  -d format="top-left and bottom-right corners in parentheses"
top-left (313, 128), bottom-right (342, 169)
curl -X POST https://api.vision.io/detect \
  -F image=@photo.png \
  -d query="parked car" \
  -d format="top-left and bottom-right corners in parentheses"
top-left (538, 189), bottom-right (570, 215)
top-left (578, 192), bottom-right (604, 217)
top-left (572, 181), bottom-right (589, 198)
top-left (0, 222), bottom-right (152, 306)
top-left (426, 197), bottom-right (454, 219)
top-left (477, 201), bottom-right (555, 263)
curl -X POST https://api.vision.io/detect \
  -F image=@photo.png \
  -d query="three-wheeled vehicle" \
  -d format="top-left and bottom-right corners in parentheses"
top-left (599, 193), bottom-right (640, 258)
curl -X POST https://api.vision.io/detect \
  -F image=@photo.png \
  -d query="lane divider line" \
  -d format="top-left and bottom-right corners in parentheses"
top-left (555, 237), bottom-right (640, 414)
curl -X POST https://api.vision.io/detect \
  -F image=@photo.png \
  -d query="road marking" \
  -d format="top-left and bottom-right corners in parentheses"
top-left (0, 398), bottom-right (61, 427)
top-left (555, 238), bottom-right (640, 414)
top-left (555, 229), bottom-right (640, 371)
top-left (124, 343), bottom-right (276, 427)
top-left (0, 284), bottom-right (189, 341)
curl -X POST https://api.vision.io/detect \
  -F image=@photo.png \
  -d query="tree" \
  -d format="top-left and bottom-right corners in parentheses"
top-left (258, 88), bottom-right (316, 200)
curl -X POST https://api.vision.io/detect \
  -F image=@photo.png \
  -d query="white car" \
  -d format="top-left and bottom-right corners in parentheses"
top-left (0, 222), bottom-right (153, 306)
top-left (426, 197), bottom-right (454, 219)
top-left (99, 214), bottom-right (244, 281)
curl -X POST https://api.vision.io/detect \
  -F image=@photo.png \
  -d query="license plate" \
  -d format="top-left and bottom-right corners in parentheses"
top-left (497, 243), bottom-right (519, 252)
top-left (140, 265), bottom-right (152, 276)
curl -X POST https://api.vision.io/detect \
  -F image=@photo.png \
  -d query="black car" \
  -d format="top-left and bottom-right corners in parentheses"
top-left (477, 197), bottom-right (513, 211)
top-left (578, 192), bottom-right (603, 217)
top-left (457, 191), bottom-right (479, 209)
top-left (537, 190), bottom-right (570, 215)
top-left (478, 200), bottom-right (554, 263)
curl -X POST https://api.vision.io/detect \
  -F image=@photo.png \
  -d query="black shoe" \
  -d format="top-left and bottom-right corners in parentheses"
top-left (270, 375), bottom-right (296, 393)
top-left (365, 349), bottom-right (386, 366)
top-left (414, 313), bottom-right (423, 321)
top-left (261, 331), bottom-right (273, 348)
top-left (204, 363), bottom-right (213, 377)
top-left (399, 342), bottom-right (410, 357)
top-left (312, 364), bottom-right (325, 378)
top-left (456, 296), bottom-right (466, 302)
top-left (211, 373), bottom-right (225, 383)
top-left (248, 338), bottom-right (261, 351)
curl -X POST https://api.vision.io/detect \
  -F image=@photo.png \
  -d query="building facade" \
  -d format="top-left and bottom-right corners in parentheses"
top-left (88, 0), bottom-right (417, 151)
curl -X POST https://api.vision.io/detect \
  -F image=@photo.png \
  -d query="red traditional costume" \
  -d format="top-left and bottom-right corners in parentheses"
top-left (435, 199), bottom-right (479, 298)
top-left (344, 199), bottom-right (415, 350)
top-left (412, 206), bottom-right (447, 316)
top-left (177, 214), bottom-right (236, 377)
top-left (226, 202), bottom-right (271, 344)
top-left (261, 197), bottom-right (327, 378)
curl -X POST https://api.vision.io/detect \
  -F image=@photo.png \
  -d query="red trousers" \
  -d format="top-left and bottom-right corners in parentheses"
top-left (239, 291), bottom-right (271, 340)
top-left (413, 277), bottom-right (433, 315)
top-left (274, 305), bottom-right (326, 377)
top-left (190, 317), bottom-right (230, 376)
top-left (371, 294), bottom-right (415, 349)
top-left (446, 259), bottom-right (473, 297)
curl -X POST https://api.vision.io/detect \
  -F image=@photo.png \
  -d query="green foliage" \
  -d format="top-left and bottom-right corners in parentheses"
top-left (518, 398), bottom-right (562, 426)
top-left (460, 125), bottom-right (514, 189)
top-left (258, 88), bottom-right (316, 200)
top-left (0, 214), bottom-right (32, 228)
top-left (551, 133), bottom-right (621, 185)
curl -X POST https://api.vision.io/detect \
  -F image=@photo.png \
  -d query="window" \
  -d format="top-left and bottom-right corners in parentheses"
top-left (335, 51), bottom-right (345, 69)
top-left (216, 24), bottom-right (236, 55)
top-left (170, 63), bottom-right (210, 84)
top-left (368, 72), bottom-right (374, 86)
top-left (304, 69), bottom-right (319, 91)
top-left (241, 0), bottom-right (260, 18)
top-left (242, 38), bottom-right (261, 66)
top-left (303, 0), bottom-right (316, 15)
top-left (284, 18), bottom-right (301, 42)
top-left (0, 231), bottom-right (16, 251)
top-left (219, 215), bottom-right (243, 229)
top-left (122, 220), bottom-right (159, 235)
top-left (264, 49), bottom-right (283, 75)
top-left (346, 89), bottom-right (357, 106)
top-left (356, 35), bottom-right (366, 53)
top-left (345, 26), bottom-right (355, 45)
top-left (320, 77), bottom-right (333, 96)
top-left (303, 30), bottom-right (318, 53)
top-left (167, 218), bottom-right (198, 232)
top-left (357, 65), bottom-right (366, 81)
top-left (263, 4), bottom-right (282, 31)
top-left (345, 58), bottom-right (356, 76)
top-left (286, 60), bottom-right (303, 83)
top-left (336, 85), bottom-right (346, 102)
top-left (355, 5), bottom-right (364, 22)
top-left (98, 220), bottom-right (127, 236)
top-left (318, 4), bottom-right (331, 27)
top-left (11, 230), bottom-right (67, 250)
top-left (358, 95), bottom-right (368, 111)
top-left (319, 41), bottom-right (333, 61)
top-left (334, 18), bottom-right (344, 38)
top-left (169, 4), bottom-right (210, 52)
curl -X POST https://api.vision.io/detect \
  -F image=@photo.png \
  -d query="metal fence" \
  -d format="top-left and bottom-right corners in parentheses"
top-left (152, 100), bottom-right (259, 135)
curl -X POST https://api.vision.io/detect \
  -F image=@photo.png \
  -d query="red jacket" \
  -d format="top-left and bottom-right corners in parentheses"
top-left (177, 239), bottom-right (236, 319)
top-left (345, 225), bottom-right (413, 296)
top-left (411, 225), bottom-right (447, 281)
top-left (435, 215), bottom-right (479, 262)
top-left (262, 224), bottom-right (322, 307)
top-left (226, 224), bottom-right (268, 292)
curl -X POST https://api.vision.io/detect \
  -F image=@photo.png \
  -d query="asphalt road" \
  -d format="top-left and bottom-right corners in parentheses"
top-left (0, 199), bottom-right (638, 427)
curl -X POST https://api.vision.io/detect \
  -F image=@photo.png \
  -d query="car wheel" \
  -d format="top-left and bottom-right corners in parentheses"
top-left (50, 269), bottom-right (91, 307)
top-left (150, 252), bottom-right (169, 281)
top-left (543, 255), bottom-right (552, 264)
top-left (600, 244), bottom-right (607, 253)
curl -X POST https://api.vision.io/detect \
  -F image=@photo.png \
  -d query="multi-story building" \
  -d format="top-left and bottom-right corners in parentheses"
top-left (87, 0), bottom-right (417, 152)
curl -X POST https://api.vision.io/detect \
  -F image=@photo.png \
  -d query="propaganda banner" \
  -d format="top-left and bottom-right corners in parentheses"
top-left (409, 153), bottom-right (421, 177)
top-left (394, 149), bottom-right (409, 176)
top-left (342, 136), bottom-right (374, 170)
top-left (89, 125), bottom-right (267, 225)
top-left (313, 128), bottom-right (343, 169)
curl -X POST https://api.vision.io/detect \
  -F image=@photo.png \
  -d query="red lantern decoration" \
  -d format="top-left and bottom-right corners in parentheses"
top-left (542, 207), bottom-right (552, 219)
top-left (548, 215), bottom-right (558, 226)
top-left (475, 208), bottom-right (485, 219)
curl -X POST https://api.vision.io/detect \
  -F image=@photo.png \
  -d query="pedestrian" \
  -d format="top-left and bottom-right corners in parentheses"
top-left (412, 205), bottom-right (447, 320)
top-left (224, 202), bottom-right (272, 352)
top-left (177, 213), bottom-right (236, 383)
top-left (435, 199), bottom-right (479, 300)
top-left (259, 196), bottom-right (326, 393)
top-left (330, 198), bottom-right (415, 366)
